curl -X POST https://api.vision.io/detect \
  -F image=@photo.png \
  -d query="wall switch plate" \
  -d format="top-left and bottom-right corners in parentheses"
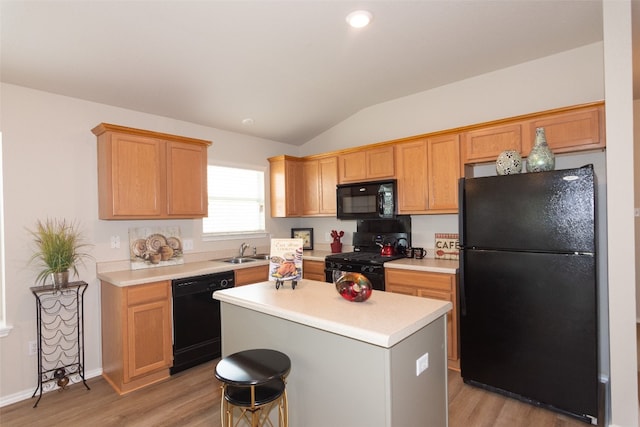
top-left (324, 232), bottom-right (331, 242)
top-left (183, 239), bottom-right (194, 251)
top-left (28, 340), bottom-right (37, 356)
top-left (110, 235), bottom-right (120, 249)
top-left (416, 352), bottom-right (429, 376)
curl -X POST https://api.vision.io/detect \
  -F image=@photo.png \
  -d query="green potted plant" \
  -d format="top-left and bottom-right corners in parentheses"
top-left (28, 218), bottom-right (93, 287)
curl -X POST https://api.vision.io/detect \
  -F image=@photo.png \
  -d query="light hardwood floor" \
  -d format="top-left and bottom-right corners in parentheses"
top-left (0, 362), bottom-right (590, 427)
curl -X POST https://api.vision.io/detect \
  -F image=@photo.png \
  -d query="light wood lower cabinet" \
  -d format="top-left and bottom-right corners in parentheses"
top-left (101, 280), bottom-right (172, 394)
top-left (303, 260), bottom-right (326, 281)
top-left (234, 265), bottom-right (270, 286)
top-left (385, 269), bottom-right (459, 369)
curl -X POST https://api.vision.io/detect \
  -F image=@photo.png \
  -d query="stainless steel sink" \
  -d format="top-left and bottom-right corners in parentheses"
top-left (248, 253), bottom-right (270, 260)
top-left (220, 257), bottom-right (257, 264)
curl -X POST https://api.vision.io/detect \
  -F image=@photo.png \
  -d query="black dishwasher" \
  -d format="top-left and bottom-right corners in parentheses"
top-left (171, 271), bottom-right (234, 375)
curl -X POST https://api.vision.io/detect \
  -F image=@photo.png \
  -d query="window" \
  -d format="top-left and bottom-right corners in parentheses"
top-left (202, 165), bottom-right (266, 236)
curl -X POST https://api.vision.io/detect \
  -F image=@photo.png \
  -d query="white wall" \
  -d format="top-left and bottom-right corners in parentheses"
top-left (0, 83), bottom-right (301, 404)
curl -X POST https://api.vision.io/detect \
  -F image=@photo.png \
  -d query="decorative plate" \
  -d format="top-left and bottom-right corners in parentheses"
top-left (166, 237), bottom-right (182, 251)
top-left (131, 239), bottom-right (147, 257)
top-left (146, 234), bottom-right (167, 252)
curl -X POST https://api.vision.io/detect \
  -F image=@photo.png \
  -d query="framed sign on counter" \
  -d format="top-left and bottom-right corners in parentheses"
top-left (291, 228), bottom-right (313, 250)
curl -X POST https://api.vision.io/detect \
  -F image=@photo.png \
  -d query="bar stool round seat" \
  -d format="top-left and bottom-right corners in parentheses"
top-left (215, 349), bottom-right (291, 427)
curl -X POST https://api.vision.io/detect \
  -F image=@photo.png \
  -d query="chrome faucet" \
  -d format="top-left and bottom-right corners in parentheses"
top-left (239, 242), bottom-right (249, 257)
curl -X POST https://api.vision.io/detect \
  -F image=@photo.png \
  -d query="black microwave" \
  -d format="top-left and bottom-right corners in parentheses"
top-left (336, 180), bottom-right (396, 220)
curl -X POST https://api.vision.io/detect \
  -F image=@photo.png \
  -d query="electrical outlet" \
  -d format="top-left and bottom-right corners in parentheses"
top-left (183, 239), bottom-right (194, 251)
top-left (416, 352), bottom-right (429, 376)
top-left (110, 235), bottom-right (120, 249)
top-left (325, 232), bottom-right (331, 242)
top-left (28, 340), bottom-right (37, 356)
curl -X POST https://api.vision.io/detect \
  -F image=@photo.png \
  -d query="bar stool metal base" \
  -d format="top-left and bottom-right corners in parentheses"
top-left (221, 379), bottom-right (288, 427)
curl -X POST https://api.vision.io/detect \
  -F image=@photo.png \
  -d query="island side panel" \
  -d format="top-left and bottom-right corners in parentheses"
top-left (390, 315), bottom-right (447, 427)
top-left (221, 303), bottom-right (390, 427)
top-left (220, 302), bottom-right (448, 427)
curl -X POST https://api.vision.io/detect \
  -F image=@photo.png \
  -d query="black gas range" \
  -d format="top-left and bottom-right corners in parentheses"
top-left (324, 218), bottom-right (411, 291)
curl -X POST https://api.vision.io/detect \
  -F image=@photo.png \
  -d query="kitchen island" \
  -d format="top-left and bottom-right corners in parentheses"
top-left (213, 279), bottom-right (452, 427)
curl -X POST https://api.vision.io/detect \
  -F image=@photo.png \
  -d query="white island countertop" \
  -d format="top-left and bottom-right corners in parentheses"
top-left (213, 279), bottom-right (452, 348)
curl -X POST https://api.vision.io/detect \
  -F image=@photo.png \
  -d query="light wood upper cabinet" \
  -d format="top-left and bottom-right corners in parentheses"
top-left (338, 145), bottom-right (394, 183)
top-left (92, 123), bottom-right (211, 220)
top-left (302, 156), bottom-right (338, 216)
top-left (395, 134), bottom-right (460, 214)
top-left (462, 102), bottom-right (605, 165)
top-left (461, 122), bottom-right (525, 164)
top-left (101, 280), bottom-right (172, 395)
top-left (523, 104), bottom-right (605, 154)
top-left (427, 134), bottom-right (461, 212)
top-left (268, 155), bottom-right (303, 217)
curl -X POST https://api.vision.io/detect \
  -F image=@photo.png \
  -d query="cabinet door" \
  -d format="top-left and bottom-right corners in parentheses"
top-left (416, 287), bottom-right (458, 361)
top-left (302, 260), bottom-right (326, 281)
top-left (235, 265), bottom-right (269, 286)
top-left (318, 157), bottom-right (338, 214)
top-left (462, 122), bottom-right (524, 164)
top-left (166, 141), bottom-right (208, 217)
top-left (268, 156), bottom-right (303, 217)
top-left (524, 105), bottom-right (604, 154)
top-left (427, 134), bottom-right (460, 212)
top-left (395, 139), bottom-right (428, 213)
top-left (338, 146), bottom-right (394, 183)
top-left (366, 146), bottom-right (395, 179)
top-left (338, 151), bottom-right (367, 183)
top-left (109, 133), bottom-right (164, 217)
top-left (302, 160), bottom-right (320, 215)
top-left (125, 298), bottom-right (172, 381)
top-left (385, 269), bottom-right (458, 362)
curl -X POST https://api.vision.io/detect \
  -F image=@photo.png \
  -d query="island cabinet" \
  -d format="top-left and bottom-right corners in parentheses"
top-left (338, 145), bottom-right (394, 184)
top-left (234, 265), bottom-right (269, 286)
top-left (302, 259), bottom-right (326, 281)
top-left (385, 269), bottom-right (459, 368)
top-left (100, 280), bottom-right (173, 395)
top-left (268, 155), bottom-right (303, 217)
top-left (302, 155), bottom-right (338, 216)
top-left (395, 134), bottom-right (461, 214)
top-left (92, 123), bottom-right (211, 220)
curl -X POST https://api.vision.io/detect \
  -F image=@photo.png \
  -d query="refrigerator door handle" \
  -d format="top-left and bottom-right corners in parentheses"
top-left (459, 249), bottom-right (467, 316)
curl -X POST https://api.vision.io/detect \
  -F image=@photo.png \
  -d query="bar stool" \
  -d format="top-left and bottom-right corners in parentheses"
top-left (215, 349), bottom-right (291, 427)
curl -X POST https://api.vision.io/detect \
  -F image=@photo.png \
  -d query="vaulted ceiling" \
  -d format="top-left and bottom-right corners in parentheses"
top-left (0, 1), bottom-right (614, 145)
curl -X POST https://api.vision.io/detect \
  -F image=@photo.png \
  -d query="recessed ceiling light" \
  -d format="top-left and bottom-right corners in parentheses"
top-left (242, 118), bottom-right (254, 126)
top-left (346, 10), bottom-right (372, 28)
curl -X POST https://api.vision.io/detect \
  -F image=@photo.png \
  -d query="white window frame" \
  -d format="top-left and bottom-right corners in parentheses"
top-left (202, 163), bottom-right (268, 241)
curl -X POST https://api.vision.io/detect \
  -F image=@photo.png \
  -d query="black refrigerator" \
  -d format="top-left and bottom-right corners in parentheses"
top-left (458, 165), bottom-right (599, 424)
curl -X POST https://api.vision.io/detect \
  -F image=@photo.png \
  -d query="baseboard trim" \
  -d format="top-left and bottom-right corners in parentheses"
top-left (0, 368), bottom-right (102, 408)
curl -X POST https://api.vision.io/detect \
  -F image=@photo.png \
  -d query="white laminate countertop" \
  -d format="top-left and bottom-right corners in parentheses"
top-left (214, 280), bottom-right (452, 348)
top-left (384, 257), bottom-right (459, 274)
top-left (96, 251), bottom-right (458, 287)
